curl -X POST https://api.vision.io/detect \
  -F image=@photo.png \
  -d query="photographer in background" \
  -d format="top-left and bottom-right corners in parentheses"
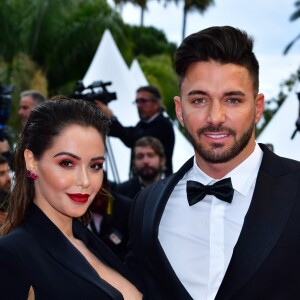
top-left (97, 85), bottom-right (175, 177)
top-left (18, 90), bottom-right (46, 128)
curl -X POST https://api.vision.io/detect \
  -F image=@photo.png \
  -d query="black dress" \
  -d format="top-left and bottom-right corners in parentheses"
top-left (0, 204), bottom-right (142, 299)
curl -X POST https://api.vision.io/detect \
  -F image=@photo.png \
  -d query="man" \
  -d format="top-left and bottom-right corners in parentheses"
top-left (18, 90), bottom-right (46, 127)
top-left (0, 155), bottom-right (11, 226)
top-left (126, 26), bottom-right (300, 299)
top-left (96, 85), bottom-right (175, 176)
top-left (113, 136), bottom-right (166, 199)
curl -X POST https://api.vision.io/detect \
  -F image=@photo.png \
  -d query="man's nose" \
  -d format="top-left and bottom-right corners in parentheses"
top-left (207, 101), bottom-right (226, 125)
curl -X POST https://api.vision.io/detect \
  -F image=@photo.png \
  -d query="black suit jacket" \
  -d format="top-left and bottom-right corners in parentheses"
top-left (0, 204), bottom-right (141, 299)
top-left (126, 144), bottom-right (300, 300)
top-left (113, 176), bottom-right (143, 199)
top-left (109, 112), bottom-right (175, 176)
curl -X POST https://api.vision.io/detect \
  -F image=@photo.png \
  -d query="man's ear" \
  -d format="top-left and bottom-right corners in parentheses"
top-left (174, 96), bottom-right (184, 127)
top-left (24, 149), bottom-right (37, 173)
top-left (255, 93), bottom-right (265, 124)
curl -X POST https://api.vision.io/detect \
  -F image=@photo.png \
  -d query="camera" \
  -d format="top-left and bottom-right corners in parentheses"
top-left (0, 82), bottom-right (13, 141)
top-left (73, 80), bottom-right (117, 105)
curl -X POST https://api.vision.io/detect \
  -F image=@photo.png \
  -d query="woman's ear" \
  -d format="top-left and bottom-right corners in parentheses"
top-left (24, 149), bottom-right (37, 173)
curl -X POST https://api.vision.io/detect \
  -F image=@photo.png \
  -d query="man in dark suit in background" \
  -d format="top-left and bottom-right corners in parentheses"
top-left (113, 136), bottom-right (166, 199)
top-left (96, 85), bottom-right (175, 176)
top-left (126, 26), bottom-right (300, 299)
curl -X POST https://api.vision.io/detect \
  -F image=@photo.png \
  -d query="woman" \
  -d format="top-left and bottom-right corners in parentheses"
top-left (0, 98), bottom-right (143, 300)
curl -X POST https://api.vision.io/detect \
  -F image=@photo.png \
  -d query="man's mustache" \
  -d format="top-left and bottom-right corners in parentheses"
top-left (198, 126), bottom-right (236, 136)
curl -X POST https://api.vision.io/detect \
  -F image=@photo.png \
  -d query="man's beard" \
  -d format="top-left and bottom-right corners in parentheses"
top-left (184, 118), bottom-right (255, 164)
top-left (138, 166), bottom-right (161, 181)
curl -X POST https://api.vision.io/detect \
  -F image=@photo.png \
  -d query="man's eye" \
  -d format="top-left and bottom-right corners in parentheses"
top-left (193, 98), bottom-right (206, 104)
top-left (60, 160), bottom-right (73, 167)
top-left (227, 98), bottom-right (240, 104)
top-left (90, 163), bottom-right (103, 171)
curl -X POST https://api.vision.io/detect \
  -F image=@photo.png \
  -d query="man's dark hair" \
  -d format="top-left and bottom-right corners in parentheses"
top-left (20, 90), bottom-right (46, 105)
top-left (174, 26), bottom-right (259, 95)
top-left (136, 85), bottom-right (161, 101)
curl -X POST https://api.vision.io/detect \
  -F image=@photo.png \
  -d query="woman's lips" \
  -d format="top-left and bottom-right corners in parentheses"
top-left (66, 193), bottom-right (90, 203)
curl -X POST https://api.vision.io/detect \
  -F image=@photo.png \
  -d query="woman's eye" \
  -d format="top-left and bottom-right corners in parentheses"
top-left (60, 160), bottom-right (73, 167)
top-left (90, 163), bottom-right (103, 171)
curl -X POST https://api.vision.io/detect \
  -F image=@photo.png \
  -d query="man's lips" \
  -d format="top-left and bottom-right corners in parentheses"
top-left (66, 193), bottom-right (90, 203)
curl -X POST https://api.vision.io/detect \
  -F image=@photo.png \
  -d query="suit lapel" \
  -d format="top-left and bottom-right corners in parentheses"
top-left (142, 156), bottom-right (195, 299)
top-left (216, 144), bottom-right (300, 299)
top-left (25, 205), bottom-right (123, 300)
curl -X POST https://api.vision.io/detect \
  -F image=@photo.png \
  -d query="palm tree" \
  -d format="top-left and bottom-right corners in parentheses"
top-left (0, 0), bottom-right (127, 91)
top-left (170, 0), bottom-right (214, 40)
top-left (0, 0), bottom-right (128, 137)
top-left (284, 0), bottom-right (300, 54)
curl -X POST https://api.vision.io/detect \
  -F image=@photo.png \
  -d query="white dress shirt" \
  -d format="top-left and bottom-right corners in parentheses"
top-left (158, 143), bottom-right (263, 300)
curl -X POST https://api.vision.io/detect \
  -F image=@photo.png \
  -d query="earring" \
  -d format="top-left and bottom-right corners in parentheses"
top-left (26, 170), bottom-right (38, 180)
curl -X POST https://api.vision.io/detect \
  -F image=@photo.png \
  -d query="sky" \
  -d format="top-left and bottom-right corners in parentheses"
top-left (115, 0), bottom-right (300, 100)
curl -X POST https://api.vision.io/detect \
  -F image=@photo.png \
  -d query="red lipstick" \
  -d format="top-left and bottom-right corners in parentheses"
top-left (66, 193), bottom-right (90, 203)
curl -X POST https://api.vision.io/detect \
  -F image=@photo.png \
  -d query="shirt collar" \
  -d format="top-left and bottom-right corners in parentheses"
top-left (142, 112), bottom-right (160, 123)
top-left (191, 143), bottom-right (263, 197)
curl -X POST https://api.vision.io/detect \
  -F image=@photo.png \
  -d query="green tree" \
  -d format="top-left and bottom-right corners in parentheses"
top-left (0, 1), bottom-right (181, 139)
top-left (137, 54), bottom-right (178, 120)
top-left (125, 25), bottom-right (177, 57)
top-left (0, 0), bottom-right (128, 139)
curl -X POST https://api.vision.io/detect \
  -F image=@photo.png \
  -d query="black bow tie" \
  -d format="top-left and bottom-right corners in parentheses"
top-left (186, 177), bottom-right (234, 206)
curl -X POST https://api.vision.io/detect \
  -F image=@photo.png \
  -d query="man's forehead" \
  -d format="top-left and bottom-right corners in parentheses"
top-left (20, 96), bottom-right (36, 105)
top-left (134, 146), bottom-right (157, 155)
top-left (136, 91), bottom-right (154, 98)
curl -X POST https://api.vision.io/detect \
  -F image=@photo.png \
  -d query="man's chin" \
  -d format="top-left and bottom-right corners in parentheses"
top-left (140, 170), bottom-right (159, 181)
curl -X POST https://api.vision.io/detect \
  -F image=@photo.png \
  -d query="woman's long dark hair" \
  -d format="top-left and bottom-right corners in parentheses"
top-left (0, 98), bottom-right (110, 235)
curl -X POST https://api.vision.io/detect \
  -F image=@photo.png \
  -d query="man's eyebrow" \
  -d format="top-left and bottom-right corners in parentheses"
top-left (53, 152), bottom-right (105, 161)
top-left (187, 90), bottom-right (208, 96)
top-left (187, 90), bottom-right (246, 97)
top-left (224, 91), bottom-right (246, 96)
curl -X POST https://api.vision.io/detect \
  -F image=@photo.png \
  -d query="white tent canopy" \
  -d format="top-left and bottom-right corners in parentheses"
top-left (83, 29), bottom-right (193, 182)
top-left (257, 92), bottom-right (300, 161)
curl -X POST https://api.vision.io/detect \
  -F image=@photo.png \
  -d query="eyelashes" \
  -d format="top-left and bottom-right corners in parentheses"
top-left (90, 163), bottom-right (103, 171)
top-left (59, 160), bottom-right (103, 171)
top-left (59, 160), bottom-right (73, 167)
